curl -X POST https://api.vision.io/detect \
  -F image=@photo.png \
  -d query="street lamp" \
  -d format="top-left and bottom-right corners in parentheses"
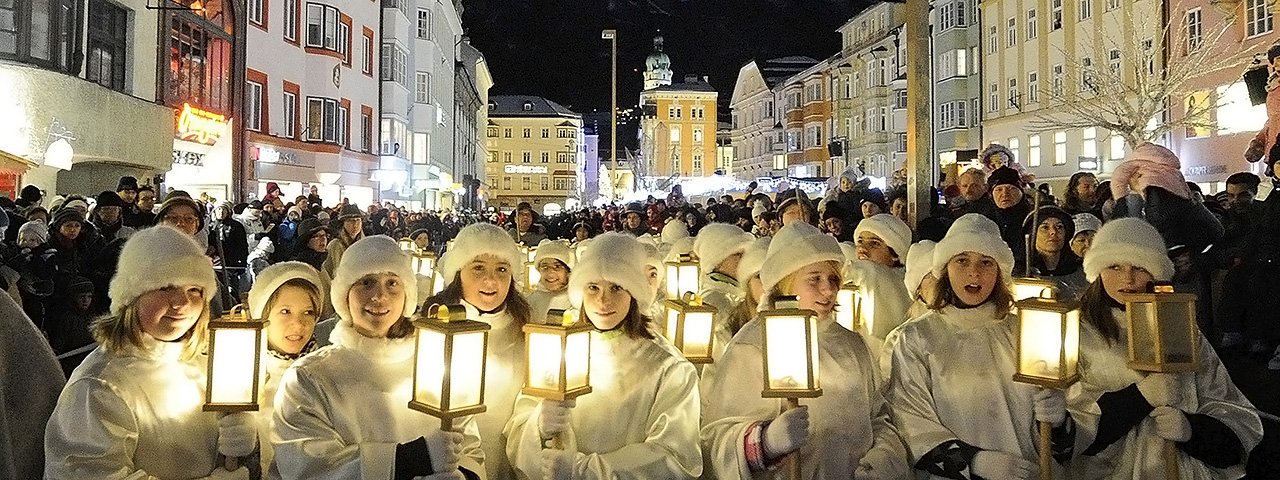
top-left (759, 295), bottom-right (822, 479)
top-left (409, 305), bottom-right (491, 432)
top-left (602, 29), bottom-right (619, 200)
top-left (1124, 283), bottom-right (1198, 480)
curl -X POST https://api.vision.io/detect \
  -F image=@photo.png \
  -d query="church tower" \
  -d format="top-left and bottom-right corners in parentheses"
top-left (643, 35), bottom-right (673, 90)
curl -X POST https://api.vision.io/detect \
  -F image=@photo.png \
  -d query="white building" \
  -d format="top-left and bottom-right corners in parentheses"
top-left (729, 56), bottom-right (819, 180)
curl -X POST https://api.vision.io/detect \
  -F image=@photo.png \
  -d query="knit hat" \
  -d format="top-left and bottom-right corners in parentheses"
top-left (1072, 213), bottom-right (1102, 235)
top-left (904, 240), bottom-right (937, 294)
top-left (738, 237), bottom-right (772, 283)
top-left (860, 189), bottom-right (887, 212)
top-left (17, 221), bottom-right (48, 245)
top-left (931, 213), bottom-right (1015, 279)
top-left (1083, 217), bottom-right (1174, 282)
top-left (62, 197), bottom-right (89, 213)
top-left (569, 232), bottom-right (654, 308)
top-left (330, 236), bottom-right (418, 323)
top-left (247, 261), bottom-right (325, 320)
top-left (51, 208), bottom-right (84, 231)
top-left (661, 219), bottom-right (690, 245)
top-left (853, 213), bottom-right (912, 261)
top-left (116, 176), bottom-right (139, 192)
top-left (156, 196), bottom-right (206, 231)
top-left (1111, 143), bottom-right (1193, 200)
top-left (109, 225), bottom-right (217, 316)
top-left (95, 191), bottom-right (126, 209)
top-left (694, 223), bottom-right (753, 274)
top-left (760, 222), bottom-right (845, 295)
top-left (437, 223), bottom-right (522, 284)
top-left (775, 188), bottom-right (814, 218)
top-left (287, 205), bottom-right (304, 218)
top-left (980, 143), bottom-right (1017, 170)
top-left (987, 166), bottom-right (1022, 190)
top-left (533, 239), bottom-right (575, 270)
top-left (822, 201), bottom-right (851, 222)
top-left (337, 204), bottom-right (364, 221)
top-left (751, 203), bottom-right (767, 220)
top-left (1022, 206), bottom-right (1076, 243)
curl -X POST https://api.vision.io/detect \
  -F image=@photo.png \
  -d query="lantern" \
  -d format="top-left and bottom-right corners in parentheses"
top-left (526, 261), bottom-right (541, 293)
top-left (204, 305), bottom-right (264, 412)
top-left (1013, 296), bottom-right (1081, 389)
top-left (664, 254), bottom-right (701, 299)
top-left (411, 250), bottom-right (437, 278)
top-left (1124, 284), bottom-right (1199, 373)
top-left (409, 305), bottom-right (491, 431)
top-left (522, 309), bottom-right (593, 401)
top-left (1012, 277), bottom-right (1059, 301)
top-left (835, 282), bottom-right (865, 333)
top-left (432, 272), bottom-right (446, 295)
top-left (663, 293), bottom-right (718, 364)
top-left (760, 296), bottom-right (822, 399)
top-left (399, 237), bottom-right (416, 253)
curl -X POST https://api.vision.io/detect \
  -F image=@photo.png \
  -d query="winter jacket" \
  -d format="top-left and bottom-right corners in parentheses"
top-left (507, 329), bottom-right (703, 479)
top-left (209, 217), bottom-right (250, 268)
top-left (0, 292), bottom-right (63, 480)
top-left (236, 210), bottom-right (268, 246)
top-left (91, 219), bottom-right (135, 242)
top-left (507, 225), bottom-right (547, 246)
top-left (1111, 187), bottom-right (1224, 261)
top-left (270, 319), bottom-right (485, 478)
top-left (978, 199), bottom-right (1034, 272)
top-left (319, 230), bottom-right (362, 282)
top-left (702, 313), bottom-right (908, 479)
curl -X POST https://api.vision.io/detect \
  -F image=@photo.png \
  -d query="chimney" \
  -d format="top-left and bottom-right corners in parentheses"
top-left (685, 74), bottom-right (699, 84)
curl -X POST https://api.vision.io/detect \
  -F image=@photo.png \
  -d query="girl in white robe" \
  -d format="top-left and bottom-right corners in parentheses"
top-left (694, 224), bottom-right (755, 362)
top-left (45, 226), bottom-right (255, 480)
top-left (526, 239), bottom-right (575, 323)
top-left (846, 214), bottom-right (914, 342)
top-left (701, 222), bottom-right (908, 479)
top-left (1067, 217), bottom-right (1262, 479)
top-left (506, 232), bottom-right (703, 479)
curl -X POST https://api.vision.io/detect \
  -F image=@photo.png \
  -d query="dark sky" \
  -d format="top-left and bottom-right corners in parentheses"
top-left (460, 0), bottom-right (866, 116)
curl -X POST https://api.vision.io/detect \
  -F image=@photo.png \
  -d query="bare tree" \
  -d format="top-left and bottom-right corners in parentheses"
top-left (1025, 2), bottom-right (1263, 147)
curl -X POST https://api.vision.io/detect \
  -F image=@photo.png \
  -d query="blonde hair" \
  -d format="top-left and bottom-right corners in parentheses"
top-left (90, 301), bottom-right (211, 362)
top-left (763, 260), bottom-right (843, 309)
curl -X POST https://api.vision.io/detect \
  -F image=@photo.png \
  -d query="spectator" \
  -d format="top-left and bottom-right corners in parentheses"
top-left (980, 166), bottom-right (1034, 273)
top-left (320, 204), bottom-right (364, 281)
top-left (507, 202), bottom-right (547, 245)
top-left (1061, 172), bottom-right (1102, 218)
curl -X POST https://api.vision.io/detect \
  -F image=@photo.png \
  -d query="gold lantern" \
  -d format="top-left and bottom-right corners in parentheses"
top-left (204, 305), bottom-right (264, 412)
top-left (399, 237), bottom-right (416, 253)
top-left (526, 261), bottom-right (542, 293)
top-left (1012, 277), bottom-right (1059, 301)
top-left (1013, 296), bottom-right (1081, 389)
top-left (1124, 284), bottom-right (1199, 373)
top-left (664, 253), bottom-right (701, 299)
top-left (519, 244), bottom-right (538, 263)
top-left (760, 296), bottom-right (822, 399)
top-left (409, 305), bottom-right (491, 431)
top-left (411, 250), bottom-right (437, 278)
top-left (522, 309), bottom-right (593, 401)
top-left (663, 293), bottom-right (718, 364)
top-left (835, 282), bottom-right (865, 333)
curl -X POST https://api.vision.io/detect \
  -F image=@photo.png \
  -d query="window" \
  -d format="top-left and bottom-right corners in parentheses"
top-left (693, 128), bottom-right (704, 143)
top-left (283, 0), bottom-right (298, 41)
top-left (1054, 131), bottom-right (1067, 165)
top-left (1051, 0), bottom-right (1063, 30)
top-left (503, 152), bottom-right (512, 163)
top-left (384, 0), bottom-right (412, 19)
top-left (337, 22), bottom-right (348, 59)
top-left (988, 25), bottom-right (998, 53)
top-left (939, 101), bottom-right (969, 129)
top-left (557, 152), bottom-right (569, 163)
top-left (670, 127), bottom-right (681, 142)
top-left (522, 177), bottom-right (531, 190)
top-left (1027, 9), bottom-right (1038, 40)
top-left (1108, 49), bottom-right (1121, 75)
top-left (554, 177), bottom-right (572, 190)
top-left (337, 105), bottom-right (348, 147)
top-left (538, 152), bottom-right (548, 163)
top-left (940, 0), bottom-right (967, 30)
top-left (1027, 72), bottom-right (1039, 103)
top-left (558, 128), bottom-right (574, 138)
top-left (1082, 127), bottom-right (1098, 158)
top-left (1080, 57), bottom-right (1093, 91)
top-left (361, 112), bottom-right (372, 151)
top-left (415, 72), bottom-right (430, 103)
top-left (1052, 64), bottom-right (1064, 95)
top-left (246, 81), bottom-right (263, 132)
top-left (163, 12), bottom-right (236, 114)
top-left (1109, 134), bottom-right (1125, 160)
top-left (939, 49), bottom-right (968, 78)
top-left (692, 153), bottom-right (703, 171)
top-left (522, 128), bottom-right (531, 139)
top-left (0, 0), bottom-right (80, 73)
top-left (1008, 77), bottom-right (1020, 107)
top-left (248, 0), bottom-right (263, 26)
top-left (1141, 39), bottom-right (1155, 74)
top-left (895, 90), bottom-right (908, 108)
top-left (307, 97), bottom-right (343, 143)
top-left (1080, 0), bottom-right (1092, 19)
top-left (502, 177), bottom-right (510, 190)
top-left (417, 8), bottom-right (431, 39)
top-left (1007, 17), bottom-right (1017, 47)
top-left (1008, 138), bottom-right (1020, 162)
top-left (1186, 9), bottom-right (1202, 51)
top-left (1247, 0), bottom-right (1273, 37)
top-left (806, 84), bottom-right (822, 102)
top-left (1029, 134), bottom-right (1042, 166)
top-left (86, 0), bottom-right (129, 92)
top-left (1106, 0), bottom-right (1119, 10)
top-left (362, 34), bottom-right (372, 74)
top-left (503, 128), bottom-right (511, 138)
top-left (380, 43), bottom-right (407, 84)
top-left (541, 177), bottom-right (549, 191)
top-left (306, 3), bottom-right (341, 51)
top-left (990, 83), bottom-right (1000, 112)
top-left (897, 133), bottom-right (908, 152)
top-left (541, 128), bottom-right (549, 138)
top-left (522, 151), bottom-right (531, 162)
top-left (283, 92), bottom-right (297, 138)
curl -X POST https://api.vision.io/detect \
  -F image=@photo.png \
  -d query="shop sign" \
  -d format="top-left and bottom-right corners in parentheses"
top-left (173, 149), bottom-right (205, 167)
top-left (255, 145), bottom-right (301, 165)
top-left (176, 103), bottom-right (227, 145)
top-left (1183, 164), bottom-right (1227, 177)
top-left (505, 164), bottom-right (548, 174)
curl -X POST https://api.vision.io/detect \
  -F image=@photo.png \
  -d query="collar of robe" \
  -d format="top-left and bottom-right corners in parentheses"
top-left (940, 303), bottom-right (1004, 329)
top-left (460, 300), bottom-right (516, 329)
top-left (329, 319), bottom-right (415, 364)
top-left (131, 334), bottom-right (188, 362)
top-left (267, 338), bottom-right (317, 361)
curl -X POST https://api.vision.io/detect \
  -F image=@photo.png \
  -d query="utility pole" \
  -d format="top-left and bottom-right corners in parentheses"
top-left (905, 0), bottom-right (933, 229)
top-left (602, 29), bottom-right (619, 201)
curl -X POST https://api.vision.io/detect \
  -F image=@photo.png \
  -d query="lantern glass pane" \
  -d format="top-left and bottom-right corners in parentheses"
top-left (1130, 301), bottom-right (1159, 365)
top-left (432, 273), bottom-right (446, 295)
top-left (683, 311), bottom-right (714, 357)
top-left (414, 329), bottom-right (447, 408)
top-left (665, 307), bottom-right (681, 342)
top-left (665, 264), bottom-right (680, 298)
top-left (449, 331), bottom-right (486, 409)
top-left (835, 288), bottom-right (856, 331)
top-left (1063, 309), bottom-right (1080, 378)
top-left (859, 292), bottom-right (875, 335)
top-left (527, 332), bottom-right (564, 390)
top-left (1013, 283), bottom-right (1052, 301)
top-left (414, 257), bottom-right (433, 276)
top-left (1156, 301), bottom-right (1197, 365)
top-left (1019, 308), bottom-right (1065, 380)
top-left (565, 331), bottom-right (591, 390)
top-left (209, 328), bottom-right (258, 404)
top-left (678, 265), bottom-right (700, 297)
top-left (764, 315), bottom-right (813, 390)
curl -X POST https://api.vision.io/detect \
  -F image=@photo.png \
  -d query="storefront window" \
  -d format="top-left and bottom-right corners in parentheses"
top-left (0, 0), bottom-right (81, 74)
top-left (164, 0), bottom-right (235, 116)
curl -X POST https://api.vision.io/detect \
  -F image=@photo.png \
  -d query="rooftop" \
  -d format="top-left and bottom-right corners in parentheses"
top-left (487, 95), bottom-right (580, 118)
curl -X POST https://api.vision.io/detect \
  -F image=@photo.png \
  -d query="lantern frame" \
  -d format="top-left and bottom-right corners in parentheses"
top-left (1012, 277), bottom-right (1059, 301)
top-left (525, 261), bottom-right (541, 292)
top-left (1124, 284), bottom-right (1200, 373)
top-left (408, 305), bottom-right (492, 428)
top-left (663, 293), bottom-right (718, 364)
top-left (759, 296), bottom-right (823, 399)
top-left (399, 237), bottom-right (417, 254)
top-left (521, 310), bottom-right (594, 401)
top-left (1012, 296), bottom-right (1082, 390)
top-left (411, 250), bottom-right (437, 277)
top-left (204, 305), bottom-right (265, 412)
top-left (835, 282), bottom-right (864, 332)
top-left (664, 253), bottom-right (701, 299)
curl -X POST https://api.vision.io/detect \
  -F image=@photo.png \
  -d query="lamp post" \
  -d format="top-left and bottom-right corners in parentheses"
top-left (663, 293), bottom-right (717, 364)
top-left (204, 305), bottom-right (264, 471)
top-left (1012, 294), bottom-right (1082, 480)
top-left (664, 253), bottom-right (701, 300)
top-left (523, 309), bottom-right (594, 448)
top-left (602, 29), bottom-right (619, 200)
top-left (1124, 283), bottom-right (1199, 480)
top-left (760, 296), bottom-right (822, 479)
top-left (409, 305), bottom-right (491, 432)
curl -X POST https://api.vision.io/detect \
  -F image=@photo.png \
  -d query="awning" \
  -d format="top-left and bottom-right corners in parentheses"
top-left (0, 149), bottom-right (37, 173)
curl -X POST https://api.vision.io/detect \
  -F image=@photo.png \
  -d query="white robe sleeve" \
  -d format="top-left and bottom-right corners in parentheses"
top-left (699, 341), bottom-right (774, 480)
top-left (885, 328), bottom-right (961, 463)
top-left (44, 378), bottom-right (161, 480)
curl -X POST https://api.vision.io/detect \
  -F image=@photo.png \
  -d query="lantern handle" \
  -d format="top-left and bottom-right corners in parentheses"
top-left (1150, 283), bottom-right (1175, 294)
top-left (682, 292), bottom-right (702, 305)
top-left (223, 304), bottom-right (250, 322)
top-left (426, 304), bottom-right (452, 323)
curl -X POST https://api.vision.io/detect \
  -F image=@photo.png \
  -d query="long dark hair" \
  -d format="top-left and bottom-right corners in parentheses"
top-left (1063, 172), bottom-right (1098, 211)
top-left (581, 297), bottom-right (654, 340)
top-left (421, 272), bottom-right (533, 326)
top-left (1079, 278), bottom-right (1123, 345)
top-left (926, 268), bottom-right (1014, 318)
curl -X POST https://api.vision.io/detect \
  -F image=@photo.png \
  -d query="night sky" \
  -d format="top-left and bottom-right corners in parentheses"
top-left (460, 0), bottom-right (868, 117)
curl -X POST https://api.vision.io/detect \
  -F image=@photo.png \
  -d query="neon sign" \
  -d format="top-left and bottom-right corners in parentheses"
top-left (176, 103), bottom-right (227, 145)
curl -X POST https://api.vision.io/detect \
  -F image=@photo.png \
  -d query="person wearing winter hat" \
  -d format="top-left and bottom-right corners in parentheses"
top-left (1023, 205), bottom-right (1087, 298)
top-left (570, 221), bottom-right (593, 244)
top-left (319, 204), bottom-right (366, 282)
top-left (91, 191), bottom-right (135, 242)
top-left (288, 218), bottom-right (330, 272)
top-left (902, 240), bottom-right (938, 318)
top-left (638, 240), bottom-right (668, 320)
top-left (702, 222), bottom-right (908, 479)
top-left (845, 213), bottom-right (914, 341)
top-left (859, 188), bottom-right (888, 219)
top-left (821, 200), bottom-right (855, 242)
top-left (45, 225), bottom-right (256, 480)
top-left (1109, 143), bottom-right (1223, 267)
top-left (527, 239), bottom-right (576, 321)
top-left (244, 261), bottom-right (324, 477)
top-left (982, 165), bottom-right (1034, 272)
top-left (775, 187), bottom-right (816, 226)
top-left (17, 220), bottom-right (48, 248)
top-left (507, 232), bottom-right (703, 479)
top-left (422, 222), bottom-right (531, 480)
top-left (272, 235), bottom-right (483, 479)
top-left (1065, 217), bottom-right (1261, 478)
top-left (1070, 212), bottom-right (1102, 258)
top-left (661, 217), bottom-right (690, 245)
top-left (48, 207), bottom-right (98, 277)
top-left (622, 202), bottom-right (648, 236)
top-left (885, 213), bottom-right (1069, 480)
top-left (156, 195), bottom-right (206, 236)
top-left (691, 223), bottom-right (755, 363)
top-left (508, 202), bottom-right (548, 246)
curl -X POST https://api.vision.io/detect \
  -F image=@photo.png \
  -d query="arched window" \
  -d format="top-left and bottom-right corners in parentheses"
top-left (0, 0), bottom-right (81, 74)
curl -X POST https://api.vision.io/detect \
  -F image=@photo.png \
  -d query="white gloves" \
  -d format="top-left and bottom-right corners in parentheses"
top-left (762, 406), bottom-right (810, 459)
top-left (971, 450), bottom-right (1034, 480)
top-left (1150, 406), bottom-right (1192, 442)
top-left (538, 399), bottom-right (576, 438)
top-left (1137, 373), bottom-right (1183, 407)
top-left (1033, 388), bottom-right (1067, 427)
top-left (424, 430), bottom-right (464, 474)
top-left (412, 473), bottom-right (465, 480)
top-left (216, 412), bottom-right (257, 458)
top-left (540, 448), bottom-right (578, 480)
top-left (204, 466), bottom-right (250, 480)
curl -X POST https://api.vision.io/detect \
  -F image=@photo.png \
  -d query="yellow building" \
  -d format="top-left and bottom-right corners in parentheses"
top-left (638, 36), bottom-right (719, 178)
top-left (484, 95), bottom-right (582, 210)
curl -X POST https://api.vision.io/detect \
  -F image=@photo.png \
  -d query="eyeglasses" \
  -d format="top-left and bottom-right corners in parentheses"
top-left (163, 215), bottom-right (200, 226)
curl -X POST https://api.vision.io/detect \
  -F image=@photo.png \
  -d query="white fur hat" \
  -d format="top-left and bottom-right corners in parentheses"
top-left (854, 214), bottom-right (913, 262)
top-left (534, 239), bottom-right (575, 270)
top-left (247, 261), bottom-right (324, 320)
top-left (760, 222), bottom-right (845, 295)
top-left (738, 237), bottom-right (772, 284)
top-left (904, 240), bottom-right (937, 294)
top-left (569, 232), bottom-right (654, 308)
top-left (640, 241), bottom-right (665, 288)
top-left (1083, 217), bottom-right (1173, 282)
top-left (109, 225), bottom-right (217, 316)
top-left (330, 235), bottom-right (418, 323)
top-left (1072, 213), bottom-right (1102, 235)
top-left (664, 236), bottom-right (696, 263)
top-left (438, 223), bottom-right (522, 284)
top-left (694, 223), bottom-right (753, 274)
top-left (661, 220), bottom-right (690, 245)
top-left (931, 213), bottom-right (1015, 279)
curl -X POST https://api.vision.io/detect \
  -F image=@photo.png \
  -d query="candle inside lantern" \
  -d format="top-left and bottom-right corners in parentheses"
top-left (681, 310), bottom-right (714, 358)
top-left (1019, 309), bottom-right (1064, 377)
top-left (414, 329), bottom-right (447, 405)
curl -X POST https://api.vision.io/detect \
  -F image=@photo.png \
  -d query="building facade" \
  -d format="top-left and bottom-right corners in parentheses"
top-left (484, 95), bottom-right (582, 210)
top-left (637, 36), bottom-right (718, 179)
top-left (778, 60), bottom-right (833, 177)
top-left (454, 39), bottom-right (493, 211)
top-left (931, 0), bottom-right (984, 170)
top-left (830, 3), bottom-right (906, 181)
top-left (728, 56), bottom-right (818, 180)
